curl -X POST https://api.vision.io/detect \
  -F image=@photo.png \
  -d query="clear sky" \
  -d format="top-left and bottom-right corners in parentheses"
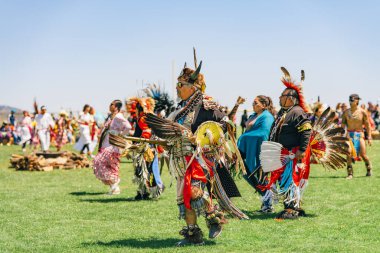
top-left (1, 0), bottom-right (379, 113)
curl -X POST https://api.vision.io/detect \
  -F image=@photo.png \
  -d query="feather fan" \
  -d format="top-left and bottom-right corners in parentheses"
top-left (145, 113), bottom-right (193, 141)
top-left (310, 107), bottom-right (349, 170)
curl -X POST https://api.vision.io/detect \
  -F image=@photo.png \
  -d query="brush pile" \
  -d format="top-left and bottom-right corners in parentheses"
top-left (9, 152), bottom-right (91, 171)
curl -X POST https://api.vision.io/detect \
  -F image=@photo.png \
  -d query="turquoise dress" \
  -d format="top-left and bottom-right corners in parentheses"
top-left (238, 110), bottom-right (275, 174)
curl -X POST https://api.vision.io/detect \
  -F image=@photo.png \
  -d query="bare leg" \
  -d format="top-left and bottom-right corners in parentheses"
top-left (359, 138), bottom-right (372, 176)
top-left (359, 138), bottom-right (370, 163)
top-left (185, 186), bottom-right (204, 225)
top-left (185, 208), bottom-right (197, 225)
top-left (346, 141), bottom-right (353, 179)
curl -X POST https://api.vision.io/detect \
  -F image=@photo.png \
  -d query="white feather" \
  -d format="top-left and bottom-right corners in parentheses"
top-left (205, 128), bottom-right (214, 144)
top-left (260, 141), bottom-right (286, 173)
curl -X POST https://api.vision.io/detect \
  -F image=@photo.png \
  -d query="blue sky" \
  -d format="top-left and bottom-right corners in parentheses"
top-left (1, 0), bottom-right (379, 113)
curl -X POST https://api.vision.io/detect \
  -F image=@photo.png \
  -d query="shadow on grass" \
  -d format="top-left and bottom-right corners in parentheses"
top-left (83, 238), bottom-right (216, 249)
top-left (310, 175), bottom-right (376, 179)
top-left (309, 175), bottom-right (344, 179)
top-left (70, 191), bottom-right (105, 196)
top-left (241, 210), bottom-right (277, 220)
top-left (241, 210), bottom-right (318, 220)
top-left (120, 160), bottom-right (132, 164)
top-left (80, 197), bottom-right (136, 203)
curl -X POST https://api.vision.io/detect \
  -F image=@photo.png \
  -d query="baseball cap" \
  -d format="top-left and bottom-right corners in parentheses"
top-left (349, 94), bottom-right (361, 101)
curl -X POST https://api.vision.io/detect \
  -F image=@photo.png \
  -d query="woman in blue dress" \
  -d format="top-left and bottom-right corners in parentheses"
top-left (238, 95), bottom-right (275, 212)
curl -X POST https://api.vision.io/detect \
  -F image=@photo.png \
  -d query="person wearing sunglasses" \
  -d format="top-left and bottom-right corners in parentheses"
top-left (237, 95), bottom-right (275, 213)
top-left (149, 56), bottom-right (244, 246)
top-left (176, 61), bottom-right (226, 246)
top-left (93, 100), bottom-right (132, 195)
top-left (341, 94), bottom-right (372, 179)
top-left (259, 68), bottom-right (312, 220)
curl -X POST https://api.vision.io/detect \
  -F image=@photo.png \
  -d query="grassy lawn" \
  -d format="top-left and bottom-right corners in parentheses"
top-left (0, 142), bottom-right (379, 253)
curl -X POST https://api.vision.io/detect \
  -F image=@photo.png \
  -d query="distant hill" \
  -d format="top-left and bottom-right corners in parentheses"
top-left (0, 105), bottom-right (23, 123)
top-left (0, 105), bottom-right (22, 113)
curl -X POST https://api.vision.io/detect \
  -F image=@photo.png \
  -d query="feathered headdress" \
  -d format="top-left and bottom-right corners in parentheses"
top-left (126, 100), bottom-right (137, 114)
top-left (281, 67), bottom-right (311, 113)
top-left (177, 48), bottom-right (206, 93)
top-left (143, 83), bottom-right (174, 116)
top-left (126, 97), bottom-right (155, 114)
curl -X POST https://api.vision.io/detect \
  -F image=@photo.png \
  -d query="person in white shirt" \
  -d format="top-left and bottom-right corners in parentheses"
top-left (74, 104), bottom-right (92, 154)
top-left (18, 111), bottom-right (32, 152)
top-left (35, 106), bottom-right (54, 152)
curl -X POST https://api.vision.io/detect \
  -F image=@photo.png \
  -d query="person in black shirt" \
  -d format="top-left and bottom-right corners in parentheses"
top-left (270, 91), bottom-right (311, 155)
top-left (262, 67), bottom-right (312, 219)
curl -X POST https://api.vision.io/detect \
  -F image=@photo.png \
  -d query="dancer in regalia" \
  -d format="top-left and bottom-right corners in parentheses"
top-left (341, 94), bottom-right (372, 178)
top-left (144, 51), bottom-right (248, 246)
top-left (259, 67), bottom-right (349, 219)
top-left (126, 96), bottom-right (165, 200)
top-left (93, 100), bottom-right (132, 195)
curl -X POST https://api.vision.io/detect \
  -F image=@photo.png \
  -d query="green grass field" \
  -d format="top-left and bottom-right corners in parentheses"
top-left (0, 142), bottom-right (379, 253)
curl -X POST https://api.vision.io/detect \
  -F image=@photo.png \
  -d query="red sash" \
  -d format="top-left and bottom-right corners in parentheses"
top-left (183, 156), bottom-right (208, 209)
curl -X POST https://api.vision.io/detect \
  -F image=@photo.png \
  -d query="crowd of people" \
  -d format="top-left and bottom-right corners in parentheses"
top-left (1, 52), bottom-right (378, 247)
top-left (2, 95), bottom-right (378, 158)
top-left (0, 104), bottom-right (100, 154)
top-left (238, 100), bottom-right (380, 135)
top-left (87, 57), bottom-right (374, 246)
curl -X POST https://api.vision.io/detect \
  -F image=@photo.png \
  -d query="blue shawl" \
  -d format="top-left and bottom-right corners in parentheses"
top-left (237, 110), bottom-right (274, 174)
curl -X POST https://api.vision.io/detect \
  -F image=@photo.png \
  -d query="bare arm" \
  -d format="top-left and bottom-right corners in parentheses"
top-left (228, 96), bottom-right (245, 120)
top-left (341, 112), bottom-right (347, 133)
top-left (363, 110), bottom-right (372, 144)
top-left (33, 99), bottom-right (39, 115)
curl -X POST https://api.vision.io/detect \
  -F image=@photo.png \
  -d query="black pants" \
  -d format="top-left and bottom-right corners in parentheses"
top-left (22, 139), bottom-right (31, 149)
top-left (80, 143), bottom-right (90, 154)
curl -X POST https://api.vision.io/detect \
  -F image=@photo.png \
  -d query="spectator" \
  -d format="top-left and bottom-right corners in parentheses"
top-left (0, 122), bottom-right (13, 146)
top-left (240, 109), bottom-right (248, 133)
top-left (8, 110), bottom-right (16, 126)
